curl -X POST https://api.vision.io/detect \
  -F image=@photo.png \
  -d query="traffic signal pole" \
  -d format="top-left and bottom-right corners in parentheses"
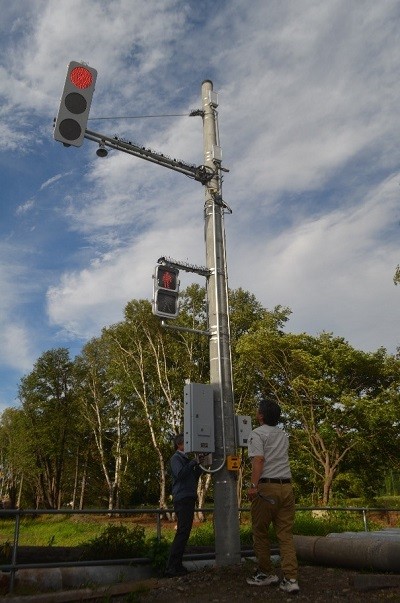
top-left (55, 67), bottom-right (242, 566)
top-left (202, 80), bottom-right (241, 565)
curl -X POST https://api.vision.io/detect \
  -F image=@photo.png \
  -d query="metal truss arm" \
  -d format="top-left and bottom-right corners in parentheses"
top-left (84, 129), bottom-right (215, 184)
top-left (157, 256), bottom-right (211, 277)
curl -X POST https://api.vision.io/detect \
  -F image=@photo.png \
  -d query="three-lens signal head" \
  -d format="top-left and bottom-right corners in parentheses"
top-left (54, 62), bottom-right (97, 148)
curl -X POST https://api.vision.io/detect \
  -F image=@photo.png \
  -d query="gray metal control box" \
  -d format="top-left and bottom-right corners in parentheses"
top-left (184, 383), bottom-right (215, 453)
top-left (235, 415), bottom-right (252, 447)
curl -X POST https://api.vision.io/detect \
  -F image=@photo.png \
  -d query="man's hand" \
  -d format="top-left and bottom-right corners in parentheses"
top-left (197, 453), bottom-right (212, 465)
top-left (247, 486), bottom-right (258, 501)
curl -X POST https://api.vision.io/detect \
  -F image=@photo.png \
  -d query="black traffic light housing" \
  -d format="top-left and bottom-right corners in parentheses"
top-left (153, 265), bottom-right (180, 318)
top-left (54, 61), bottom-right (97, 147)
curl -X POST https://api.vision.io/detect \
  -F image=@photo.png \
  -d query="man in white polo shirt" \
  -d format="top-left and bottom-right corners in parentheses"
top-left (246, 398), bottom-right (299, 594)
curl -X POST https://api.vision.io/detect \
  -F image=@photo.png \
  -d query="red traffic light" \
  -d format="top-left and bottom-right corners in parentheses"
top-left (70, 66), bottom-right (94, 89)
top-left (156, 266), bottom-right (178, 291)
top-left (54, 61), bottom-right (97, 147)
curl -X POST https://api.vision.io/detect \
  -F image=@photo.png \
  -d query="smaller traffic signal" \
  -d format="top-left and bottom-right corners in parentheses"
top-left (54, 61), bottom-right (97, 147)
top-left (153, 265), bottom-right (180, 318)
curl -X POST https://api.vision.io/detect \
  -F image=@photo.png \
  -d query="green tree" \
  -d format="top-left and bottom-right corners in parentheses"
top-left (74, 335), bottom-right (133, 510)
top-left (8, 287), bottom-right (399, 511)
top-left (393, 265), bottom-right (400, 285)
top-left (18, 348), bottom-right (79, 508)
top-left (231, 294), bottom-right (291, 410)
top-left (0, 408), bottom-right (35, 507)
top-left (106, 298), bottom-right (195, 509)
top-left (341, 353), bottom-right (400, 502)
top-left (237, 329), bottom-right (399, 504)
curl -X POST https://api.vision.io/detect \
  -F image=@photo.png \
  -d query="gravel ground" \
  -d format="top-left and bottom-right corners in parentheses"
top-left (134, 561), bottom-right (400, 602)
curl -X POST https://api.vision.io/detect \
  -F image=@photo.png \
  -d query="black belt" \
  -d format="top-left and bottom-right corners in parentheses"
top-left (259, 477), bottom-right (291, 484)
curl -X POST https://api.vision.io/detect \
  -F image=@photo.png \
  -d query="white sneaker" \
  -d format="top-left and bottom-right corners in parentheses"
top-left (279, 578), bottom-right (300, 593)
top-left (246, 571), bottom-right (279, 586)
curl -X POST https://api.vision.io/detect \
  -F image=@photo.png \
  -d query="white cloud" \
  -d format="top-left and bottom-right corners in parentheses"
top-left (46, 217), bottom-right (204, 338)
top-left (1, 0), bottom-right (400, 413)
top-left (219, 2), bottom-right (400, 197)
top-left (229, 173), bottom-right (400, 352)
top-left (40, 173), bottom-right (63, 190)
top-left (0, 324), bottom-right (34, 372)
top-left (16, 199), bottom-right (35, 215)
top-left (42, 1), bottom-right (400, 355)
top-left (2, 0), bottom-right (187, 113)
top-left (0, 246), bottom-right (38, 373)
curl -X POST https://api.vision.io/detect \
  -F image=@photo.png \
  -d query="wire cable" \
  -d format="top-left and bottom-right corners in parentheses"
top-left (88, 113), bottom-right (190, 120)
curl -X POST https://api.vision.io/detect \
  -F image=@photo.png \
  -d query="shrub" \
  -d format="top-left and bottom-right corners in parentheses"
top-left (0, 542), bottom-right (11, 564)
top-left (373, 496), bottom-right (400, 509)
top-left (146, 536), bottom-right (170, 572)
top-left (81, 524), bottom-right (146, 560)
top-left (240, 524), bottom-right (253, 546)
top-left (188, 522), bottom-right (214, 546)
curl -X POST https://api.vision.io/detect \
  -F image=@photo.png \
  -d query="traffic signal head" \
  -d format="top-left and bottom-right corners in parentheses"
top-left (153, 265), bottom-right (180, 318)
top-left (54, 61), bottom-right (97, 147)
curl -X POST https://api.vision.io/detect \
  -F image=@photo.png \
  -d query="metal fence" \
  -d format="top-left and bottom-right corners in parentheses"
top-left (0, 505), bottom-right (399, 594)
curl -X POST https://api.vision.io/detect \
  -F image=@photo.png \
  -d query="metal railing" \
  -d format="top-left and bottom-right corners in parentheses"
top-left (0, 505), bottom-right (399, 594)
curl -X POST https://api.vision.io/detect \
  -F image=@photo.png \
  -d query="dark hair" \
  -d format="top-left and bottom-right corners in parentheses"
top-left (258, 399), bottom-right (281, 426)
top-left (174, 433), bottom-right (184, 449)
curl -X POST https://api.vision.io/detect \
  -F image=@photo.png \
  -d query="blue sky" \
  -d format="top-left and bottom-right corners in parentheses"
top-left (1, 0), bottom-right (400, 412)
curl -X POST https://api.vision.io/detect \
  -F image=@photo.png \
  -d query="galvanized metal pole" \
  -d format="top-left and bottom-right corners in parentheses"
top-left (201, 80), bottom-right (241, 565)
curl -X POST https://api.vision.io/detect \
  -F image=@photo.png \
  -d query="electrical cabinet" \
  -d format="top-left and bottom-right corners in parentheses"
top-left (184, 383), bottom-right (215, 453)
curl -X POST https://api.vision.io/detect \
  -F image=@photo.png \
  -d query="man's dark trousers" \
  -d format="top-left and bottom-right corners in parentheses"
top-left (166, 496), bottom-right (196, 572)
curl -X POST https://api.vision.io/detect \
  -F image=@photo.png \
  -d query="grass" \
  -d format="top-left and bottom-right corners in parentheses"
top-left (0, 515), bottom-right (158, 547)
top-left (0, 500), bottom-right (398, 550)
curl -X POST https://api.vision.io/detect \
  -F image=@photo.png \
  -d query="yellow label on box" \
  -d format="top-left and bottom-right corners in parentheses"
top-left (227, 455), bottom-right (240, 471)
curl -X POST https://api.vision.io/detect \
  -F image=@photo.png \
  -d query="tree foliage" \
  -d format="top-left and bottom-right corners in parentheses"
top-left (236, 328), bottom-right (400, 503)
top-left (17, 348), bottom-right (79, 508)
top-left (0, 288), bottom-right (399, 509)
top-left (393, 264), bottom-right (400, 285)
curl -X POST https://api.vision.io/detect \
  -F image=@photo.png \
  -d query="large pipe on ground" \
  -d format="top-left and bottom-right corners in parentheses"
top-left (294, 531), bottom-right (400, 572)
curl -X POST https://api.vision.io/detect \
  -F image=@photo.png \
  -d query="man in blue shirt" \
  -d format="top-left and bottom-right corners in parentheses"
top-left (165, 433), bottom-right (203, 577)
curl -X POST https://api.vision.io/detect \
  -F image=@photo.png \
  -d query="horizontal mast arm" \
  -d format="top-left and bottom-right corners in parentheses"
top-left (84, 129), bottom-right (215, 184)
